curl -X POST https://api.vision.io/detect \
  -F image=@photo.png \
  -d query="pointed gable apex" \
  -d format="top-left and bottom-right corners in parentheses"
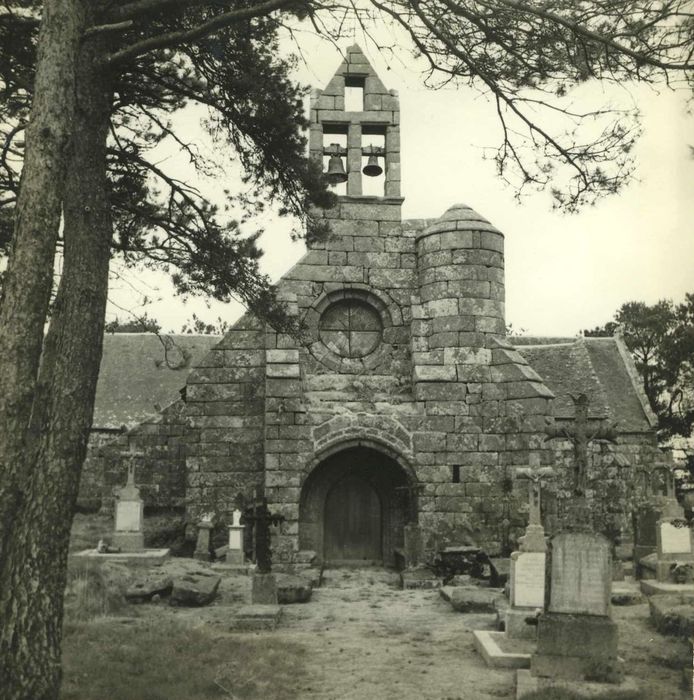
top-left (322, 44), bottom-right (389, 96)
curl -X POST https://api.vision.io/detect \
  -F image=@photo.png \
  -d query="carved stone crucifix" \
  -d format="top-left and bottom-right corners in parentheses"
top-left (244, 494), bottom-right (285, 573)
top-left (120, 442), bottom-right (144, 500)
top-left (545, 393), bottom-right (617, 497)
top-left (515, 466), bottom-right (555, 527)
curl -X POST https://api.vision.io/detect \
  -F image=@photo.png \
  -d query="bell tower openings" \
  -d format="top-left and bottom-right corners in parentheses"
top-left (310, 44), bottom-right (401, 199)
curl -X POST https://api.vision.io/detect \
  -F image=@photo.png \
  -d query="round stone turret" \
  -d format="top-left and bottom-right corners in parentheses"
top-left (415, 203), bottom-right (505, 350)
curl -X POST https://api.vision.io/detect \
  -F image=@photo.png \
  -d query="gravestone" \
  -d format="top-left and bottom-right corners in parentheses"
top-left (653, 519), bottom-right (694, 584)
top-left (473, 466), bottom-right (553, 668)
top-left (112, 449), bottom-right (145, 552)
top-left (531, 531), bottom-right (618, 681)
top-left (74, 443), bottom-right (168, 566)
top-left (245, 495), bottom-right (285, 605)
top-left (505, 466), bottom-right (553, 639)
top-left (511, 552), bottom-right (546, 609)
top-left (532, 395), bottom-right (620, 682)
top-left (194, 513), bottom-right (214, 561)
top-left (641, 466), bottom-right (694, 585)
top-left (633, 504), bottom-right (660, 563)
top-left (227, 509), bottom-right (245, 565)
top-left (548, 533), bottom-right (611, 616)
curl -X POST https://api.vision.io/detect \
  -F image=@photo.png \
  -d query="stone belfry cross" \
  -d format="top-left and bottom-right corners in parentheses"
top-left (545, 393), bottom-right (617, 497)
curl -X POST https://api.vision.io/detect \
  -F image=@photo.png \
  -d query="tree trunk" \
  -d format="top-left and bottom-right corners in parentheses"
top-left (0, 26), bottom-right (113, 700)
top-left (0, 0), bottom-right (86, 553)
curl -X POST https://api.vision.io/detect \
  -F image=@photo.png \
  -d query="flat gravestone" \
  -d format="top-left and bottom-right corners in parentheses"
top-left (659, 522), bottom-right (692, 555)
top-left (115, 500), bottom-right (143, 532)
top-left (511, 551), bottom-right (546, 609)
top-left (549, 532), bottom-right (611, 617)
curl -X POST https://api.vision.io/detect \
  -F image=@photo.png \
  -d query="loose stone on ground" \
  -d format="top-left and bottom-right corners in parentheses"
top-left (170, 572), bottom-right (221, 606)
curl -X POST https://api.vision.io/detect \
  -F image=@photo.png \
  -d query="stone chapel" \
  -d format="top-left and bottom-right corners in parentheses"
top-left (80, 45), bottom-right (667, 565)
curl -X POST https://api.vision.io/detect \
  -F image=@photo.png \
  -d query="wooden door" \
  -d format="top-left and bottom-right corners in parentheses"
top-left (324, 475), bottom-right (382, 563)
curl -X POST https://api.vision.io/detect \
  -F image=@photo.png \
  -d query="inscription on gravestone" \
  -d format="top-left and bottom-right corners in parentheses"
top-left (660, 522), bottom-right (693, 555)
top-left (549, 533), bottom-right (611, 616)
top-left (116, 500), bottom-right (142, 532)
top-left (512, 551), bottom-right (546, 608)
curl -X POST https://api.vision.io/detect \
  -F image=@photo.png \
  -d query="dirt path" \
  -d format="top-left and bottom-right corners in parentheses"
top-left (67, 561), bottom-right (690, 699)
top-left (272, 568), bottom-right (513, 700)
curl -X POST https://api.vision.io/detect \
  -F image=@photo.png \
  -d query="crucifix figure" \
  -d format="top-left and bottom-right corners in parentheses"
top-left (244, 493), bottom-right (285, 573)
top-left (120, 442), bottom-right (144, 499)
top-left (515, 466), bottom-right (554, 551)
top-left (545, 394), bottom-right (617, 497)
top-left (515, 466), bottom-right (555, 527)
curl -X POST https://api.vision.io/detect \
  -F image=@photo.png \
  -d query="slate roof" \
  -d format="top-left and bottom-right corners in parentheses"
top-left (513, 336), bottom-right (656, 432)
top-left (92, 332), bottom-right (655, 435)
top-left (93, 333), bottom-right (219, 429)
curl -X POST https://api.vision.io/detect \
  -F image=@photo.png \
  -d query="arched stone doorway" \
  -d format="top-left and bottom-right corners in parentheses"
top-left (299, 444), bottom-right (416, 566)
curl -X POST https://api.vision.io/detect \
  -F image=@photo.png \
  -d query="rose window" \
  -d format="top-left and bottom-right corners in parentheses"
top-left (319, 300), bottom-right (383, 358)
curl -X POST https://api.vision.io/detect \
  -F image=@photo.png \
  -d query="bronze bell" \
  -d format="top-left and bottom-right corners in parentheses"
top-left (326, 154), bottom-right (348, 184)
top-left (362, 154), bottom-right (383, 177)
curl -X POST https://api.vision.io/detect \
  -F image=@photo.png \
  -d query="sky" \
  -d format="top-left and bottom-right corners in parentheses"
top-left (105, 29), bottom-right (694, 337)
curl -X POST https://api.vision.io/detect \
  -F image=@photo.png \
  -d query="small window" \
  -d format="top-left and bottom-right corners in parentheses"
top-left (345, 76), bottom-right (365, 112)
top-left (452, 466), bottom-right (461, 483)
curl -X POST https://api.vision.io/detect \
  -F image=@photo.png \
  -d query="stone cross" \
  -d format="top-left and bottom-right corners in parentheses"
top-left (515, 466), bottom-right (555, 527)
top-left (514, 466), bottom-right (554, 552)
top-left (653, 464), bottom-right (685, 520)
top-left (244, 495), bottom-right (285, 573)
top-left (634, 468), bottom-right (653, 501)
top-left (119, 442), bottom-right (144, 499)
top-left (545, 393), bottom-right (617, 497)
top-left (395, 482), bottom-right (425, 523)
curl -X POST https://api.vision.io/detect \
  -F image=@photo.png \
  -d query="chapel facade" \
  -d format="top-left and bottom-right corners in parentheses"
top-left (80, 46), bottom-right (666, 565)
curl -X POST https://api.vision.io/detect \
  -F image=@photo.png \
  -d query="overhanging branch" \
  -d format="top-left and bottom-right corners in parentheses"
top-left (103, 0), bottom-right (296, 67)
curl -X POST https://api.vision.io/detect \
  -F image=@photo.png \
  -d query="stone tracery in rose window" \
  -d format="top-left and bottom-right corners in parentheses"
top-left (318, 299), bottom-right (383, 358)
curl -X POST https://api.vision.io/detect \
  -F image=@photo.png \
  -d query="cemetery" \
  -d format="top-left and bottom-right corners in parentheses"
top-left (59, 46), bottom-right (692, 699)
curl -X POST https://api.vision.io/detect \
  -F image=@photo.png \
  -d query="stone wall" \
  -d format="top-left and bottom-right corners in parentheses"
top-left (78, 399), bottom-right (189, 512)
top-left (184, 314), bottom-right (266, 523)
top-left (545, 430), bottom-right (664, 545)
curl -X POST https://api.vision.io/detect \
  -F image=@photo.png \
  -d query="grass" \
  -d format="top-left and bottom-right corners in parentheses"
top-left (522, 689), bottom-right (645, 700)
top-left (69, 512), bottom-right (113, 553)
top-left (64, 561), bottom-right (132, 622)
top-left (62, 618), bottom-right (307, 700)
top-left (69, 511), bottom-right (189, 554)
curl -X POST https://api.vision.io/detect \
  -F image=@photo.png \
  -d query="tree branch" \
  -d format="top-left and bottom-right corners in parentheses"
top-left (83, 20), bottom-right (135, 38)
top-left (103, 0), bottom-right (296, 67)
top-left (106, 0), bottom-right (223, 22)
top-left (493, 0), bottom-right (694, 71)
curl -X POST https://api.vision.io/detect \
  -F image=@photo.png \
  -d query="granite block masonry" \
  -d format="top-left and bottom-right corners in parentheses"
top-left (83, 43), bottom-right (667, 569)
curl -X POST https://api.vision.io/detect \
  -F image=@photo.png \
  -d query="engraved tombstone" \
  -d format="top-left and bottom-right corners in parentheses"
top-left (505, 467), bottom-right (553, 639)
top-left (659, 522), bottom-right (693, 555)
top-left (511, 552), bottom-right (546, 609)
top-left (532, 532), bottom-right (618, 680)
top-left (112, 456), bottom-right (145, 552)
top-left (227, 509), bottom-right (245, 565)
top-left (650, 466), bottom-right (694, 583)
top-left (549, 532), bottom-right (611, 616)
